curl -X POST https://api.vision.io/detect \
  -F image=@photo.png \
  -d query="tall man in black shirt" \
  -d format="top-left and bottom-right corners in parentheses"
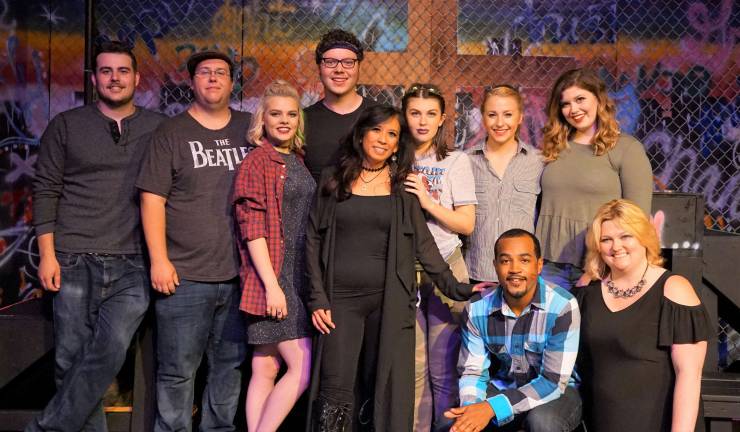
top-left (137, 51), bottom-right (249, 431)
top-left (304, 29), bottom-right (378, 181)
top-left (29, 41), bottom-right (164, 432)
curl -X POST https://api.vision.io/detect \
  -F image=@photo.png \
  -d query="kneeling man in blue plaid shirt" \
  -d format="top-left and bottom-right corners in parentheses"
top-left (442, 229), bottom-right (582, 432)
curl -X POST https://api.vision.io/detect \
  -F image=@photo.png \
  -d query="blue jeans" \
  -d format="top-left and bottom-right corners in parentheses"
top-left (27, 253), bottom-right (150, 432)
top-left (540, 260), bottom-right (584, 291)
top-left (435, 386), bottom-right (582, 432)
top-left (154, 279), bottom-right (246, 432)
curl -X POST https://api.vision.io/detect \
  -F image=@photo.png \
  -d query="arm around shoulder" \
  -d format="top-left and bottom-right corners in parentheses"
top-left (410, 195), bottom-right (474, 300)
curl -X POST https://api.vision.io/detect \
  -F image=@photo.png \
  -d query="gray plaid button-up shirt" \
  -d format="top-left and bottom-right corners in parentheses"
top-left (464, 141), bottom-right (544, 281)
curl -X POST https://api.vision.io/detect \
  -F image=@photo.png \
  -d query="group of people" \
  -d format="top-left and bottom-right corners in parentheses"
top-left (28, 27), bottom-right (710, 432)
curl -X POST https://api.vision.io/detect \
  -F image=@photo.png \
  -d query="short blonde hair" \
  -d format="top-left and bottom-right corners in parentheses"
top-left (247, 80), bottom-right (305, 154)
top-left (585, 199), bottom-right (664, 279)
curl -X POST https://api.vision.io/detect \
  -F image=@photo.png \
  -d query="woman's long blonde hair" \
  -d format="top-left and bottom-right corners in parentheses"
top-left (584, 199), bottom-right (664, 280)
top-left (541, 68), bottom-right (620, 162)
top-left (247, 80), bottom-right (305, 154)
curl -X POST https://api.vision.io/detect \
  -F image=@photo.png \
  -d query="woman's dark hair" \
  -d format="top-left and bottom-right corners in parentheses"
top-left (401, 83), bottom-right (448, 161)
top-left (324, 105), bottom-right (414, 201)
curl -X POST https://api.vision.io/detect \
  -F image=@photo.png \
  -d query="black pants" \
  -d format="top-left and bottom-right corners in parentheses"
top-left (318, 291), bottom-right (383, 406)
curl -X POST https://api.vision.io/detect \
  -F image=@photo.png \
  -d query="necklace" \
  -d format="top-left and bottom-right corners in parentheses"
top-left (362, 163), bottom-right (387, 172)
top-left (358, 167), bottom-right (386, 193)
top-left (606, 263), bottom-right (649, 298)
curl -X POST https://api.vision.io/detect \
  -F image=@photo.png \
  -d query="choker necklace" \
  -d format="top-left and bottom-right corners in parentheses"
top-left (606, 263), bottom-right (649, 298)
top-left (358, 166), bottom-right (386, 193)
top-left (362, 163), bottom-right (387, 172)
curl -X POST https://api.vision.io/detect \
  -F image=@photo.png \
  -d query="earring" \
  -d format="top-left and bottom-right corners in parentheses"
top-left (391, 153), bottom-right (397, 163)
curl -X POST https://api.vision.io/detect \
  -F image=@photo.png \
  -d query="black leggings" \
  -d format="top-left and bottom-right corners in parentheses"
top-left (319, 291), bottom-right (383, 405)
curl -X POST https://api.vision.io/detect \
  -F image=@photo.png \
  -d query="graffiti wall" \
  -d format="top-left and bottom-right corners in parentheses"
top-left (0, 0), bottom-right (738, 307)
top-left (0, 0), bottom-right (85, 306)
top-left (456, 0), bottom-right (739, 231)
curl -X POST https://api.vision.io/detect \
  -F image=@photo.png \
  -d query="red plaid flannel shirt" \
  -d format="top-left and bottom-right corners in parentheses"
top-left (233, 142), bottom-right (296, 315)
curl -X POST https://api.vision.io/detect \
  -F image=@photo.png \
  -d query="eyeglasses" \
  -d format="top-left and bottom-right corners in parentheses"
top-left (194, 68), bottom-right (230, 78)
top-left (320, 58), bottom-right (358, 69)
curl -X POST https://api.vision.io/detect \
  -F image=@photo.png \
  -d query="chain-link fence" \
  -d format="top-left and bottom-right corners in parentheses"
top-left (1, 0), bottom-right (738, 364)
top-left (91, 0), bottom-right (740, 372)
top-left (93, 0), bottom-right (739, 233)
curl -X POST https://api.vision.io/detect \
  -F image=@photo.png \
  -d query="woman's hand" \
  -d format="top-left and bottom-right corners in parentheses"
top-left (265, 285), bottom-right (287, 320)
top-left (404, 173), bottom-right (434, 210)
top-left (472, 281), bottom-right (497, 293)
top-left (575, 273), bottom-right (593, 288)
top-left (311, 309), bottom-right (335, 334)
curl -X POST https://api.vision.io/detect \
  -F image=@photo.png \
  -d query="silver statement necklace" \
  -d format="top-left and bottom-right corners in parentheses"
top-left (606, 263), bottom-right (649, 298)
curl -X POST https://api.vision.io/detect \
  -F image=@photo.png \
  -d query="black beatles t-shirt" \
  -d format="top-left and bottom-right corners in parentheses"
top-left (303, 97), bottom-right (378, 182)
top-left (136, 109), bottom-right (251, 282)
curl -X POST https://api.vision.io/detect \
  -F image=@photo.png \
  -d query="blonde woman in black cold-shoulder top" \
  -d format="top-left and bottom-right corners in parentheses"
top-left (575, 199), bottom-right (709, 432)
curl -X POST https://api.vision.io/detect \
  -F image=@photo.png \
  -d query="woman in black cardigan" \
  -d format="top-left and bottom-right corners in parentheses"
top-left (305, 105), bottom-right (489, 431)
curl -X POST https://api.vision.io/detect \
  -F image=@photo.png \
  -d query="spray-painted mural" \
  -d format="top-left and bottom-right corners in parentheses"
top-left (456, 0), bottom-right (739, 232)
top-left (0, 0), bottom-right (738, 309)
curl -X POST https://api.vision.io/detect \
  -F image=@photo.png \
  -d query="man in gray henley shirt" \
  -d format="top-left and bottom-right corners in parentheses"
top-left (28, 41), bottom-right (164, 432)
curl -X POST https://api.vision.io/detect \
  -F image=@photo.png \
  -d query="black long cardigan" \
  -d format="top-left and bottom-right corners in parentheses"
top-left (304, 170), bottom-right (475, 431)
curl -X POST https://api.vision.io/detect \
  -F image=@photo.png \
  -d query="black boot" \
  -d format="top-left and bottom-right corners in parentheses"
top-left (314, 397), bottom-right (353, 432)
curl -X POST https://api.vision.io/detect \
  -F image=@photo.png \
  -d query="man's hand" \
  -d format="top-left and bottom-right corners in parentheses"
top-left (444, 402), bottom-right (494, 432)
top-left (150, 258), bottom-right (179, 295)
top-left (311, 309), bottom-right (335, 334)
top-left (38, 254), bottom-right (61, 291)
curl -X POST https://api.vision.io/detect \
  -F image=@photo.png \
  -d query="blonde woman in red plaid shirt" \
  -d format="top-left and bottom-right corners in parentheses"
top-left (233, 80), bottom-right (316, 432)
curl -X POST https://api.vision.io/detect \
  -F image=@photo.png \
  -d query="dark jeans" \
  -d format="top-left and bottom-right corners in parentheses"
top-left (318, 291), bottom-right (383, 408)
top-left (27, 253), bottom-right (150, 432)
top-left (154, 278), bottom-right (246, 432)
top-left (436, 386), bottom-right (582, 432)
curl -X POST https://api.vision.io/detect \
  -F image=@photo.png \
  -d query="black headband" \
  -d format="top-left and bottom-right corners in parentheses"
top-left (320, 41), bottom-right (361, 56)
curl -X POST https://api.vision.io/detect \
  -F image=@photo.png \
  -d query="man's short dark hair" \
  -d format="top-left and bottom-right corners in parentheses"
top-left (93, 41), bottom-right (137, 72)
top-left (494, 229), bottom-right (542, 259)
top-left (315, 28), bottom-right (364, 64)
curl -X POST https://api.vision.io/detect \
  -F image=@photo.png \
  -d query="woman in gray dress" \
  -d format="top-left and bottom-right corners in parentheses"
top-left (537, 68), bottom-right (653, 291)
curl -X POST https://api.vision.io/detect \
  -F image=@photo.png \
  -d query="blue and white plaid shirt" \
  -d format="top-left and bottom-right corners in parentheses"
top-left (458, 277), bottom-right (580, 426)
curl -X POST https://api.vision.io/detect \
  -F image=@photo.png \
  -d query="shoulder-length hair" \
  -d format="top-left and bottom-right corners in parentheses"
top-left (585, 199), bottom-right (664, 279)
top-left (401, 83), bottom-right (448, 161)
top-left (324, 104), bottom-right (414, 201)
top-left (541, 68), bottom-right (620, 162)
top-left (247, 80), bottom-right (306, 155)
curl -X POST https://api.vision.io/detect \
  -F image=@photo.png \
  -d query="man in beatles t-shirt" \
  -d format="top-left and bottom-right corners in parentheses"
top-left (136, 51), bottom-right (249, 431)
